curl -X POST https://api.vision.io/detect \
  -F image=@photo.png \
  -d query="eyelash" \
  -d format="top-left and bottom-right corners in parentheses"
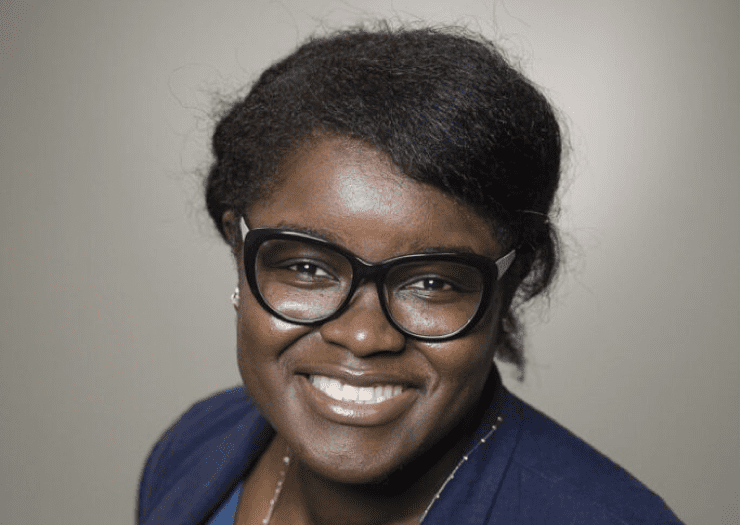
top-left (287, 262), bottom-right (331, 276)
top-left (404, 277), bottom-right (456, 292)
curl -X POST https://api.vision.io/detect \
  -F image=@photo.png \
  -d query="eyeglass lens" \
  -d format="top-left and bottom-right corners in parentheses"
top-left (254, 238), bottom-right (484, 337)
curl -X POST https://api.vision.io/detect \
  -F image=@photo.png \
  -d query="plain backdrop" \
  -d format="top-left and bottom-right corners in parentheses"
top-left (0, 1), bottom-right (737, 523)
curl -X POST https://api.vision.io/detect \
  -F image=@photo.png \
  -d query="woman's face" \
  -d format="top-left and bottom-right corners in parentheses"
top-left (234, 136), bottom-right (505, 484)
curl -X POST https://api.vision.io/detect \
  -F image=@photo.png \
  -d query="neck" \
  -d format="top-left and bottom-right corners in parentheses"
top-left (274, 371), bottom-right (502, 525)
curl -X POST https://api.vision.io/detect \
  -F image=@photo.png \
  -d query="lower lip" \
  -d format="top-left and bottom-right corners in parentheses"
top-left (298, 375), bottom-right (418, 427)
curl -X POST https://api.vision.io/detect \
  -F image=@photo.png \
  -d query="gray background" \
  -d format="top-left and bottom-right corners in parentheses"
top-left (0, 1), bottom-right (737, 523)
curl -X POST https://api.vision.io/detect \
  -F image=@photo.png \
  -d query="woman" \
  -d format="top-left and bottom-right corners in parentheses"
top-left (138, 26), bottom-right (682, 524)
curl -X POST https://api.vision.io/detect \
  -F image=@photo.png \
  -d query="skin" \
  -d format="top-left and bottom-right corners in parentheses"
top-left (224, 135), bottom-right (510, 525)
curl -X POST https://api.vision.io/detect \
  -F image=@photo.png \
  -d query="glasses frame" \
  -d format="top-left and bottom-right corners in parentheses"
top-left (241, 222), bottom-right (516, 342)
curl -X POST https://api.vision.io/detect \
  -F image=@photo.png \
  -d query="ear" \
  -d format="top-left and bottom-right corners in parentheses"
top-left (221, 210), bottom-right (240, 252)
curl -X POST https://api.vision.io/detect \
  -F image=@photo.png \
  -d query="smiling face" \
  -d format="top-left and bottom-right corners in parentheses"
top-left (233, 135), bottom-right (506, 484)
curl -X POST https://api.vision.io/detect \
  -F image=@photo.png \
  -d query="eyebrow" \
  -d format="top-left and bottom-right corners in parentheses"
top-left (263, 221), bottom-right (484, 257)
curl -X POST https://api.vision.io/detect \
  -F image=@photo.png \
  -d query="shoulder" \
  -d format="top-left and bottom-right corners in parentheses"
top-left (138, 387), bottom-right (271, 524)
top-left (499, 392), bottom-right (683, 524)
top-left (143, 387), bottom-right (256, 467)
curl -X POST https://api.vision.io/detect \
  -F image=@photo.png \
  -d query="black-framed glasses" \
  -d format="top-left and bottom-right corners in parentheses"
top-left (240, 219), bottom-right (516, 341)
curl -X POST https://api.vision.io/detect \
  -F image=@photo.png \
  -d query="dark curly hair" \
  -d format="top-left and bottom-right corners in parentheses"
top-left (205, 25), bottom-right (562, 374)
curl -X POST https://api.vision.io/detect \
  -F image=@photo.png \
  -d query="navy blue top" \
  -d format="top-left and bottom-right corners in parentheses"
top-left (138, 378), bottom-right (683, 524)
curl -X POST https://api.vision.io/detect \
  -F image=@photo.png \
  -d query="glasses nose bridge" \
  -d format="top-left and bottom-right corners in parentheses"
top-left (352, 255), bottom-right (389, 281)
top-left (345, 257), bottom-right (391, 307)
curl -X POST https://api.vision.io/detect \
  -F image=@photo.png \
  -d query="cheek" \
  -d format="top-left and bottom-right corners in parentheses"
top-left (427, 309), bottom-right (501, 390)
top-left (432, 333), bottom-right (494, 381)
top-left (235, 291), bottom-right (309, 398)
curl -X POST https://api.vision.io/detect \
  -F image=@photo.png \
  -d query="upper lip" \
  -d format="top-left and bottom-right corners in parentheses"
top-left (295, 365), bottom-right (422, 389)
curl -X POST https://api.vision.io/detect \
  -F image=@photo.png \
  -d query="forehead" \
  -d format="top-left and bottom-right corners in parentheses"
top-left (249, 136), bottom-right (500, 260)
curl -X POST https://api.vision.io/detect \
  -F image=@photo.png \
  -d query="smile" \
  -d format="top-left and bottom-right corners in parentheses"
top-left (298, 373), bottom-right (417, 427)
top-left (310, 375), bottom-right (404, 404)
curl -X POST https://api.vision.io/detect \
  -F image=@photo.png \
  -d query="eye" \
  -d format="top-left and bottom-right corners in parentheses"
top-left (405, 277), bottom-right (456, 292)
top-left (286, 262), bottom-right (332, 278)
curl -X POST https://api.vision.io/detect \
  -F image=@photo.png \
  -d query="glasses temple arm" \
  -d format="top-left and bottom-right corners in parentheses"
top-left (496, 250), bottom-right (516, 279)
top-left (240, 217), bottom-right (249, 239)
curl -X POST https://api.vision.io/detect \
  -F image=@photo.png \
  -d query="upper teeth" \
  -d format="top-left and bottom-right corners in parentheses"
top-left (310, 375), bottom-right (404, 404)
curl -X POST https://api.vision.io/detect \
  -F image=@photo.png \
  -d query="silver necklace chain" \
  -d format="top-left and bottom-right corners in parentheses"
top-left (261, 414), bottom-right (503, 525)
top-left (417, 414), bottom-right (503, 523)
top-left (262, 452), bottom-right (291, 525)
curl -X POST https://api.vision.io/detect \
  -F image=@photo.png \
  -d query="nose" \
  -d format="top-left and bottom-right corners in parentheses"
top-left (318, 282), bottom-right (406, 356)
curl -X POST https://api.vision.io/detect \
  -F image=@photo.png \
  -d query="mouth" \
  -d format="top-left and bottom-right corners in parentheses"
top-left (298, 373), bottom-right (418, 426)
top-left (309, 375), bottom-right (405, 404)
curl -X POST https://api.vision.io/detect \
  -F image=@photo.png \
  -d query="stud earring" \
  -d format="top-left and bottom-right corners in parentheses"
top-left (231, 287), bottom-right (240, 308)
